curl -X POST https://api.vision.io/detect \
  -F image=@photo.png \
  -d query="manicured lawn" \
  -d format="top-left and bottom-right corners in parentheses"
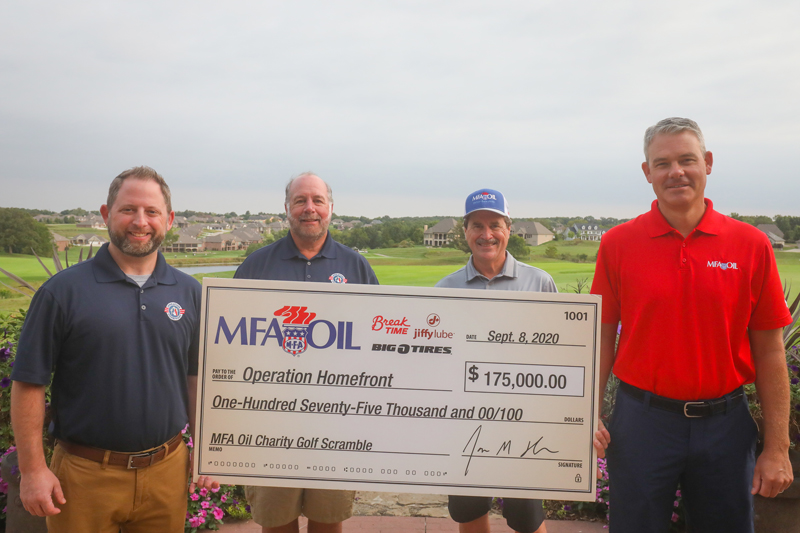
top-left (3, 243), bottom-right (799, 314)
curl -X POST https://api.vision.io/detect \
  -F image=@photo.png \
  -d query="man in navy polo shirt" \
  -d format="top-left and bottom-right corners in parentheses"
top-left (591, 118), bottom-right (793, 532)
top-left (11, 166), bottom-right (217, 532)
top-left (235, 172), bottom-right (378, 533)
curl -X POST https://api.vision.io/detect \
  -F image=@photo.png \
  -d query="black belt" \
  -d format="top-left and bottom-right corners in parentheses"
top-left (619, 381), bottom-right (744, 418)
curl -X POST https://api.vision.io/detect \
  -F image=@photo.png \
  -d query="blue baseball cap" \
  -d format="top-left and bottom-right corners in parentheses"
top-left (464, 189), bottom-right (510, 218)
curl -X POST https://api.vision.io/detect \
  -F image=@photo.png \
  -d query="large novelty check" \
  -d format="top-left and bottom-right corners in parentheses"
top-left (194, 278), bottom-right (602, 501)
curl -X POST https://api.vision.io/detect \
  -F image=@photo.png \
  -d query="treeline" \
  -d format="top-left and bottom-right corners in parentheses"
top-left (330, 219), bottom-right (428, 249)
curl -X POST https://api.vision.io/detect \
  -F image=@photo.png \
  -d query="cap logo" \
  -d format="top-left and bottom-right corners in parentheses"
top-left (472, 192), bottom-right (496, 201)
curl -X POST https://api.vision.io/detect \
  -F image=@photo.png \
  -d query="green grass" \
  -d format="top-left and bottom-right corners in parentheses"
top-left (3, 243), bottom-right (799, 315)
top-left (47, 224), bottom-right (94, 239)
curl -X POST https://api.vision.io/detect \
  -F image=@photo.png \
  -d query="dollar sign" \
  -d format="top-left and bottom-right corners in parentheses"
top-left (468, 365), bottom-right (479, 382)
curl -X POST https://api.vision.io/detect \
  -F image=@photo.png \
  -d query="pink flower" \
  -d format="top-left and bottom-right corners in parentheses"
top-left (220, 494), bottom-right (228, 502)
top-left (674, 500), bottom-right (679, 507)
top-left (190, 493), bottom-right (200, 501)
top-left (201, 501), bottom-right (211, 509)
top-left (189, 516), bottom-right (204, 527)
top-left (199, 488), bottom-right (209, 496)
top-left (200, 509), bottom-right (208, 517)
top-left (671, 512), bottom-right (679, 522)
top-left (187, 437), bottom-right (193, 448)
top-left (211, 486), bottom-right (220, 493)
top-left (213, 507), bottom-right (224, 520)
top-left (675, 490), bottom-right (682, 497)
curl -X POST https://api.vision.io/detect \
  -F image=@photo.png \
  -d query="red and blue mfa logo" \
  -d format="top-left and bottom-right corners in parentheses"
top-left (329, 273), bottom-right (348, 284)
top-left (275, 305), bottom-right (316, 355)
top-left (164, 302), bottom-right (185, 321)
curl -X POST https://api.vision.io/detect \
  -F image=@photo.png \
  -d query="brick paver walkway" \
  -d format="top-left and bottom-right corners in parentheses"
top-left (220, 516), bottom-right (607, 532)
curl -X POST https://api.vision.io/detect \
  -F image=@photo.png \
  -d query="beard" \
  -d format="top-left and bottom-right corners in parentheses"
top-left (287, 212), bottom-right (330, 242)
top-left (107, 224), bottom-right (164, 257)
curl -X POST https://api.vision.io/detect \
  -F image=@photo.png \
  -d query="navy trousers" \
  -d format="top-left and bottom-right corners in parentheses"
top-left (607, 384), bottom-right (757, 533)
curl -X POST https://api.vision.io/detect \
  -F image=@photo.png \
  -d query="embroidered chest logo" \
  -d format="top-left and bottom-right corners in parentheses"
top-left (329, 273), bottom-right (348, 284)
top-left (707, 261), bottom-right (739, 271)
top-left (164, 302), bottom-right (186, 321)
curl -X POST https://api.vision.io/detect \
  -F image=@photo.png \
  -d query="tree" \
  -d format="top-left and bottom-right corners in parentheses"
top-left (0, 208), bottom-right (54, 255)
top-left (544, 244), bottom-right (558, 258)
top-left (506, 235), bottom-right (529, 260)
top-left (449, 220), bottom-right (471, 254)
top-left (163, 228), bottom-right (179, 248)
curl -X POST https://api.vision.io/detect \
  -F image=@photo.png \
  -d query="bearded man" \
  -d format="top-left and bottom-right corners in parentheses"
top-left (11, 166), bottom-right (216, 532)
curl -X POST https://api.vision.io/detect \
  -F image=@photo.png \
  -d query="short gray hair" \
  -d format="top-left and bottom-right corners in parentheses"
top-left (643, 117), bottom-right (706, 162)
top-left (107, 166), bottom-right (172, 212)
top-left (284, 172), bottom-right (333, 207)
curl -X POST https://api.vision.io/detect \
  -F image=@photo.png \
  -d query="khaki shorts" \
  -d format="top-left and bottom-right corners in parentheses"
top-left (47, 440), bottom-right (189, 533)
top-left (245, 486), bottom-right (355, 527)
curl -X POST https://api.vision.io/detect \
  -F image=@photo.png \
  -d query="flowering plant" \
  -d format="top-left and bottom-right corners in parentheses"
top-left (182, 426), bottom-right (250, 531)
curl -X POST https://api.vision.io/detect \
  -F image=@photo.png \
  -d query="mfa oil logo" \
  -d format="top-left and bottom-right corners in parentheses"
top-left (214, 305), bottom-right (360, 356)
top-left (707, 261), bottom-right (738, 271)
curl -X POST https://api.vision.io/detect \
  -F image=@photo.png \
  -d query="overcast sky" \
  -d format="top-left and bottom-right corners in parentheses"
top-left (1, 1), bottom-right (798, 219)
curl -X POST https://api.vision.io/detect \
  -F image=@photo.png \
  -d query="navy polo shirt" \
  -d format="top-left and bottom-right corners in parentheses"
top-left (12, 244), bottom-right (200, 452)
top-left (235, 232), bottom-right (379, 285)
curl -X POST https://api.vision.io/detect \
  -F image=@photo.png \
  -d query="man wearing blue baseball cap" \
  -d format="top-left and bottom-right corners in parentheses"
top-left (437, 189), bottom-right (553, 533)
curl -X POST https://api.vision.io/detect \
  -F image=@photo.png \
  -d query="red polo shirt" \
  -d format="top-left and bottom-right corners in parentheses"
top-left (591, 199), bottom-right (791, 400)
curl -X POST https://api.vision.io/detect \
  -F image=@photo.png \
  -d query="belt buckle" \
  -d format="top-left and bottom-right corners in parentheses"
top-left (683, 401), bottom-right (706, 418)
top-left (127, 447), bottom-right (161, 469)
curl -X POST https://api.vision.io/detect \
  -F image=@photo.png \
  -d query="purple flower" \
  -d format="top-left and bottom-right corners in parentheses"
top-left (792, 378), bottom-right (799, 385)
top-left (0, 347), bottom-right (11, 361)
top-left (789, 364), bottom-right (799, 372)
top-left (10, 465), bottom-right (18, 477)
top-left (564, 504), bottom-right (572, 511)
top-left (795, 405), bottom-right (800, 412)
top-left (246, 505), bottom-right (251, 512)
top-left (617, 324), bottom-right (622, 335)
top-left (0, 378), bottom-right (10, 388)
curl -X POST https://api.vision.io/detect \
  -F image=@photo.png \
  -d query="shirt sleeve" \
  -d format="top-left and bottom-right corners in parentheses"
top-left (11, 287), bottom-right (63, 386)
top-left (187, 281), bottom-right (201, 376)
top-left (748, 240), bottom-right (792, 330)
top-left (591, 240), bottom-right (621, 325)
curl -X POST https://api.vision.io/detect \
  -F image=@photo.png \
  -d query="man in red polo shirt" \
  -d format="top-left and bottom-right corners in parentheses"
top-left (591, 117), bottom-right (793, 532)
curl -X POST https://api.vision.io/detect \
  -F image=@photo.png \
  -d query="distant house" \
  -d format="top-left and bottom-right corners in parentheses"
top-left (424, 219), bottom-right (457, 247)
top-left (568, 224), bottom-right (605, 241)
top-left (51, 232), bottom-right (70, 252)
top-left (203, 234), bottom-right (243, 251)
top-left (757, 224), bottom-right (784, 239)
top-left (162, 234), bottom-right (202, 253)
top-left (230, 228), bottom-right (263, 248)
top-left (76, 215), bottom-right (106, 230)
top-left (172, 215), bottom-right (190, 228)
top-left (34, 214), bottom-right (61, 224)
top-left (510, 221), bottom-right (554, 246)
top-left (71, 233), bottom-right (108, 246)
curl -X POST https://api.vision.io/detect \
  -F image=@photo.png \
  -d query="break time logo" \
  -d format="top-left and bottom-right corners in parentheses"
top-left (370, 312), bottom-right (453, 340)
top-left (214, 305), bottom-right (360, 356)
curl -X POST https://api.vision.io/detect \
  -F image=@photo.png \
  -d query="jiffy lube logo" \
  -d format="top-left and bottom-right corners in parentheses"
top-left (214, 305), bottom-right (361, 355)
top-left (707, 260), bottom-right (738, 271)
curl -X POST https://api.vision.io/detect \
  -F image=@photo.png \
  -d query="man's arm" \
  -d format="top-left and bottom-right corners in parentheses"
top-left (593, 323), bottom-right (617, 457)
top-left (10, 381), bottom-right (66, 516)
top-left (186, 375), bottom-right (219, 492)
top-left (750, 327), bottom-right (793, 498)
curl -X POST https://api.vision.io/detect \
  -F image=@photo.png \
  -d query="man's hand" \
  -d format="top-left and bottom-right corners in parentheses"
top-left (751, 447), bottom-right (793, 498)
top-left (594, 420), bottom-right (611, 479)
top-left (594, 420), bottom-right (610, 458)
top-left (20, 466), bottom-right (66, 517)
top-left (188, 450), bottom-right (221, 493)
